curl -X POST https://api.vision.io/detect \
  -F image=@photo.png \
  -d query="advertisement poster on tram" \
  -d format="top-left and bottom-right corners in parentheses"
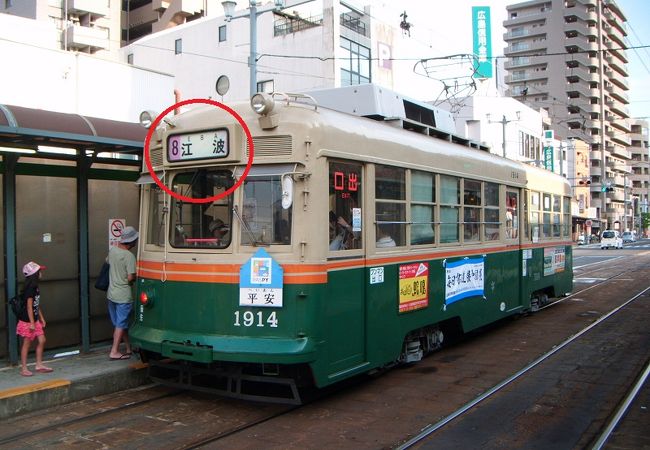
top-left (543, 247), bottom-right (566, 276)
top-left (398, 262), bottom-right (429, 313)
top-left (445, 258), bottom-right (485, 305)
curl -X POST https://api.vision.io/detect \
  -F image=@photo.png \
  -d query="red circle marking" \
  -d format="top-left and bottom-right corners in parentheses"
top-left (143, 98), bottom-right (254, 204)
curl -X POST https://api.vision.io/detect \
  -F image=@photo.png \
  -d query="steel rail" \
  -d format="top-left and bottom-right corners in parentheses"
top-left (591, 359), bottom-right (650, 450)
top-left (0, 386), bottom-right (180, 446)
top-left (396, 285), bottom-right (650, 450)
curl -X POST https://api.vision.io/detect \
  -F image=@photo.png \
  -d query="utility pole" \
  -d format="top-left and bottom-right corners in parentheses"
top-left (487, 112), bottom-right (521, 159)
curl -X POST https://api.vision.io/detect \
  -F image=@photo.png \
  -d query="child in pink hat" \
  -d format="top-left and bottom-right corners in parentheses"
top-left (16, 261), bottom-right (53, 376)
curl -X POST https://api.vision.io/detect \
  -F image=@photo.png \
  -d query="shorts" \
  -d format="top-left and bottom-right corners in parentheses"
top-left (16, 320), bottom-right (44, 341)
top-left (107, 300), bottom-right (133, 329)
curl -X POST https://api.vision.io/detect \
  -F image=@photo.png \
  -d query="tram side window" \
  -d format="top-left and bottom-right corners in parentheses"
top-left (484, 182), bottom-right (500, 240)
top-left (329, 161), bottom-right (362, 251)
top-left (241, 175), bottom-right (292, 246)
top-left (440, 175), bottom-right (460, 243)
top-left (552, 194), bottom-right (561, 237)
top-left (542, 193), bottom-right (552, 238)
top-left (170, 169), bottom-right (234, 249)
top-left (530, 191), bottom-right (540, 241)
top-left (523, 190), bottom-right (530, 239)
top-left (563, 196), bottom-right (571, 237)
top-left (411, 170), bottom-right (435, 245)
top-left (506, 191), bottom-right (518, 239)
top-left (463, 179), bottom-right (481, 242)
top-left (147, 184), bottom-right (165, 247)
top-left (376, 165), bottom-right (405, 248)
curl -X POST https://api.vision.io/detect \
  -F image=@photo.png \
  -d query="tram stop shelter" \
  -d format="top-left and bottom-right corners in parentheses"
top-left (0, 104), bottom-right (145, 364)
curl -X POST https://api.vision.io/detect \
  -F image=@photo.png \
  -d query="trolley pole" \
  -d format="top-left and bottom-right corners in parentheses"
top-left (487, 112), bottom-right (521, 159)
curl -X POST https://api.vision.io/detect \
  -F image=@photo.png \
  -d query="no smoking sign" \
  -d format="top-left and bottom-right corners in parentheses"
top-left (109, 218), bottom-right (126, 249)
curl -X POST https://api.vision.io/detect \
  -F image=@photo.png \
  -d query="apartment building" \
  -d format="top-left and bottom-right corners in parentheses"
top-left (0, 0), bottom-right (123, 57)
top-left (503, 0), bottom-right (630, 231)
top-left (629, 119), bottom-right (649, 235)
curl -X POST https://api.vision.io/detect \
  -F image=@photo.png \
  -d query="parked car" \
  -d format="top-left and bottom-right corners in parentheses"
top-left (601, 230), bottom-right (623, 249)
top-left (622, 231), bottom-right (636, 243)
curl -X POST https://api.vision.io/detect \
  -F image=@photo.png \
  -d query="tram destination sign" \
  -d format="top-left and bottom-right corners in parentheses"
top-left (167, 129), bottom-right (229, 163)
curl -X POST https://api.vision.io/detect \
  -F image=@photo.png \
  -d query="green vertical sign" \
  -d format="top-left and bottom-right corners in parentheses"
top-left (544, 145), bottom-right (554, 172)
top-left (472, 6), bottom-right (493, 78)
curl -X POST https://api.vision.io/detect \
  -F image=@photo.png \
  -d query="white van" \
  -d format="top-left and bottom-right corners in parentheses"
top-left (600, 230), bottom-right (623, 249)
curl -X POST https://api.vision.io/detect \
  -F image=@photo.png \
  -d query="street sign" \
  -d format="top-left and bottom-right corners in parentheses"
top-left (543, 145), bottom-right (554, 171)
top-left (109, 218), bottom-right (126, 250)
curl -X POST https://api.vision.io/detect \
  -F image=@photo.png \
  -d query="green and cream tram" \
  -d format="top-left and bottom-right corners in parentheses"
top-left (133, 89), bottom-right (572, 403)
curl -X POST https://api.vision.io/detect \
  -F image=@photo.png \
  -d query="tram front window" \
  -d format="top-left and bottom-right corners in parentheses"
top-left (240, 176), bottom-right (292, 246)
top-left (169, 169), bottom-right (234, 248)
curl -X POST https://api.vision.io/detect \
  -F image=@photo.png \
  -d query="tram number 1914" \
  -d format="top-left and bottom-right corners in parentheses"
top-left (233, 310), bottom-right (279, 328)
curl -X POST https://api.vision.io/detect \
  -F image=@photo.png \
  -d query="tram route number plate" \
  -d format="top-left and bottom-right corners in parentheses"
top-left (167, 129), bottom-right (229, 162)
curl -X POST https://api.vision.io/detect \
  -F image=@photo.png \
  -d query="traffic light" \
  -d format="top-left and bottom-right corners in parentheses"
top-left (606, 185), bottom-right (614, 192)
top-left (578, 177), bottom-right (591, 185)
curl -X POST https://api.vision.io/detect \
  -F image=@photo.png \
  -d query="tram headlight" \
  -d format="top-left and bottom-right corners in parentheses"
top-left (251, 93), bottom-right (279, 130)
top-left (251, 93), bottom-right (275, 115)
top-left (139, 110), bottom-right (157, 129)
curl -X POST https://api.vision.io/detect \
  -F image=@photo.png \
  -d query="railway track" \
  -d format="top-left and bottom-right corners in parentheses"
top-left (1, 253), bottom-right (647, 449)
top-left (396, 283), bottom-right (650, 449)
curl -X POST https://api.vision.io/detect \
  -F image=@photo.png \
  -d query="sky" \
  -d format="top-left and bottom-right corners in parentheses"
top-left (345, 0), bottom-right (650, 120)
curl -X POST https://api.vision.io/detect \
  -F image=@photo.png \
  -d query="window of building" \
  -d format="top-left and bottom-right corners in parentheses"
top-left (340, 37), bottom-right (370, 86)
top-left (175, 38), bottom-right (182, 55)
top-left (219, 25), bottom-right (227, 42)
top-left (375, 165), bottom-right (405, 248)
top-left (329, 161), bottom-right (363, 251)
top-left (411, 171), bottom-right (435, 245)
top-left (257, 79), bottom-right (274, 94)
top-left (127, 53), bottom-right (133, 65)
top-left (440, 175), bottom-right (460, 243)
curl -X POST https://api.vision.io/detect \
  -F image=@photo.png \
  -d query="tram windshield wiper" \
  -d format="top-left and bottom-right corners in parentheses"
top-left (232, 205), bottom-right (266, 247)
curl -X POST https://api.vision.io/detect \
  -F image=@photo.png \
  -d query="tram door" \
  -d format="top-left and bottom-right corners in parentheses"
top-left (325, 161), bottom-right (366, 374)
top-left (506, 189), bottom-right (523, 309)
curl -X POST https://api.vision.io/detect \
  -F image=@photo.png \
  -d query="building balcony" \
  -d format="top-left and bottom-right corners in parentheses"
top-left (504, 11), bottom-right (546, 27)
top-left (609, 74), bottom-right (629, 90)
top-left (564, 35), bottom-right (597, 52)
top-left (126, 3), bottom-right (159, 27)
top-left (608, 57), bottom-right (629, 77)
top-left (275, 14), bottom-right (323, 36)
top-left (504, 70), bottom-right (548, 84)
top-left (68, 0), bottom-right (109, 17)
top-left (566, 90), bottom-right (592, 106)
top-left (608, 46), bottom-right (629, 64)
top-left (565, 66), bottom-right (598, 84)
top-left (565, 52), bottom-right (598, 69)
top-left (611, 118), bottom-right (631, 134)
top-left (610, 144), bottom-right (631, 159)
top-left (609, 99), bottom-right (630, 118)
top-left (607, 130), bottom-right (631, 147)
top-left (564, 7), bottom-right (597, 23)
top-left (503, 25), bottom-right (547, 41)
top-left (65, 24), bottom-right (109, 51)
top-left (504, 57), bottom-right (532, 69)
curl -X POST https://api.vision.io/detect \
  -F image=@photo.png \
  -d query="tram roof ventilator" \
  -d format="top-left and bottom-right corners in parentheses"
top-left (304, 84), bottom-right (489, 152)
